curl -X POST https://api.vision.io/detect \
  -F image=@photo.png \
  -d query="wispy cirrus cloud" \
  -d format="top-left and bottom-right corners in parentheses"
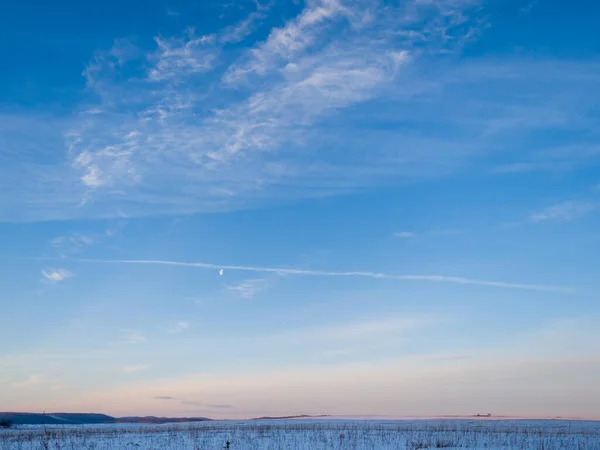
top-left (222, 0), bottom-right (353, 83)
top-left (227, 278), bottom-right (266, 298)
top-left (119, 330), bottom-right (147, 344)
top-left (47, 224), bottom-right (122, 263)
top-left (394, 231), bottom-right (415, 239)
top-left (0, 0), bottom-right (489, 222)
top-left (2, 1), bottom-right (600, 222)
top-left (530, 201), bottom-right (597, 222)
top-left (169, 321), bottom-right (190, 333)
top-left (147, 32), bottom-right (217, 82)
top-left (13, 374), bottom-right (46, 388)
top-left (394, 229), bottom-right (464, 239)
top-left (52, 234), bottom-right (93, 248)
top-left (122, 365), bottom-right (150, 373)
top-left (520, 0), bottom-right (538, 14)
top-left (66, 257), bottom-right (570, 292)
top-left (41, 268), bottom-right (73, 283)
top-left (51, 233), bottom-right (94, 257)
top-left (219, 0), bottom-right (273, 44)
top-left (274, 315), bottom-right (437, 343)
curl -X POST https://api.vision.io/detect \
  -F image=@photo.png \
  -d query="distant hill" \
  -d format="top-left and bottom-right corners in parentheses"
top-left (0, 412), bottom-right (211, 425)
top-left (0, 413), bottom-right (114, 425)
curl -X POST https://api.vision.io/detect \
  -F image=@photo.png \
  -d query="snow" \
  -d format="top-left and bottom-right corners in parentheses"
top-left (1, 419), bottom-right (599, 449)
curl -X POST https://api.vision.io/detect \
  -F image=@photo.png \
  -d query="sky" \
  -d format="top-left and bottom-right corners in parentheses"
top-left (1, 0), bottom-right (600, 420)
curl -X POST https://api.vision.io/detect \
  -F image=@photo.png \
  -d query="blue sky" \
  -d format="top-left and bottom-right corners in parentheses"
top-left (1, 0), bottom-right (600, 419)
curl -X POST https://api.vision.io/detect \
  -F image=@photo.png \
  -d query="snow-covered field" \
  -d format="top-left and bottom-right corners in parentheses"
top-left (1, 419), bottom-right (599, 449)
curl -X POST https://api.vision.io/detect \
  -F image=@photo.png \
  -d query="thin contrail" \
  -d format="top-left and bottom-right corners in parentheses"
top-left (66, 258), bottom-right (571, 293)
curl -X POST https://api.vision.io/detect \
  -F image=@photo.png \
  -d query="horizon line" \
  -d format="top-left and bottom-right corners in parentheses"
top-left (2, 410), bottom-right (598, 422)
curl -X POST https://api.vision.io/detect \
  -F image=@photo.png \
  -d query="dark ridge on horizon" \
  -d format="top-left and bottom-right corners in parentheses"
top-left (0, 412), bottom-right (211, 425)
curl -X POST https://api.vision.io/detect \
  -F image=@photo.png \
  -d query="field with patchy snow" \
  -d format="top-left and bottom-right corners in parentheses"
top-left (1, 419), bottom-right (599, 449)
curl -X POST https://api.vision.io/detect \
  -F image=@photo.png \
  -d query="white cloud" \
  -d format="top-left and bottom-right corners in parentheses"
top-left (81, 165), bottom-right (104, 188)
top-left (13, 374), bottom-right (46, 388)
top-left (227, 279), bottom-right (266, 298)
top-left (394, 231), bottom-right (415, 238)
top-left (148, 31), bottom-right (217, 82)
top-left (122, 365), bottom-right (150, 374)
top-left (520, 0), bottom-right (538, 14)
top-left (219, 3), bottom-right (270, 45)
top-left (3, 1), bottom-right (600, 223)
top-left (274, 315), bottom-right (437, 343)
top-left (51, 233), bottom-right (94, 257)
top-left (170, 321), bottom-right (190, 333)
top-left (394, 230), bottom-right (464, 239)
top-left (531, 201), bottom-right (597, 222)
top-left (52, 233), bottom-right (94, 248)
top-left (222, 0), bottom-right (352, 83)
top-left (41, 268), bottom-right (73, 283)
top-left (39, 0), bottom-right (485, 220)
top-left (72, 257), bottom-right (569, 292)
top-left (120, 330), bottom-right (147, 344)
